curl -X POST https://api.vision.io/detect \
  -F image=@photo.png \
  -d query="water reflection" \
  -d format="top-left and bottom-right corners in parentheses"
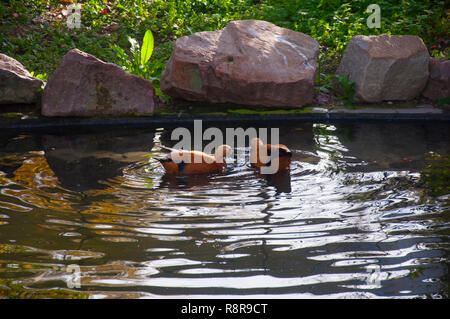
top-left (159, 173), bottom-right (215, 190)
top-left (332, 123), bottom-right (450, 172)
top-left (260, 170), bottom-right (292, 193)
top-left (42, 129), bottom-right (154, 192)
top-left (0, 122), bottom-right (448, 299)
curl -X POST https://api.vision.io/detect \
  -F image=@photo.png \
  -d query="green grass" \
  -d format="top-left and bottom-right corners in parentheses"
top-left (1, 0), bottom-right (448, 93)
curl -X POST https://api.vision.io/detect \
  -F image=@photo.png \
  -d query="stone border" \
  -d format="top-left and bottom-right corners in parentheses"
top-left (1, 106), bottom-right (448, 131)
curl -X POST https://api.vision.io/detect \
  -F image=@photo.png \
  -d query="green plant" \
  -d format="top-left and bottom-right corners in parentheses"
top-left (30, 71), bottom-right (47, 91)
top-left (30, 71), bottom-right (47, 82)
top-left (140, 29), bottom-right (154, 66)
top-left (112, 30), bottom-right (155, 79)
top-left (111, 29), bottom-right (168, 100)
top-left (437, 98), bottom-right (450, 105)
top-left (319, 73), bottom-right (356, 107)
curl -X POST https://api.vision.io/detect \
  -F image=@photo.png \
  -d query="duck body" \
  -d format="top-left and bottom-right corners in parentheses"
top-left (250, 138), bottom-right (292, 172)
top-left (155, 145), bottom-right (232, 175)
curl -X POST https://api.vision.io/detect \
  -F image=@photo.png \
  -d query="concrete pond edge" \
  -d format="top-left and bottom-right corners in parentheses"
top-left (1, 106), bottom-right (449, 131)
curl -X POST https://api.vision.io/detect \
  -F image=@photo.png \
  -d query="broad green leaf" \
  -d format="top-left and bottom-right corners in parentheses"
top-left (140, 29), bottom-right (154, 66)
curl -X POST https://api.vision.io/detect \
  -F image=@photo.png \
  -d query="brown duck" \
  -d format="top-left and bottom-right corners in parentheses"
top-left (250, 138), bottom-right (292, 172)
top-left (155, 144), bottom-right (232, 175)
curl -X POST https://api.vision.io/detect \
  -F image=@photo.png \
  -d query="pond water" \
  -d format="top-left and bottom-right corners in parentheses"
top-left (0, 121), bottom-right (448, 299)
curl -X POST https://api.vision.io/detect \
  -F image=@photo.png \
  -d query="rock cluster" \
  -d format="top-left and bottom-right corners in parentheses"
top-left (2, 22), bottom-right (445, 116)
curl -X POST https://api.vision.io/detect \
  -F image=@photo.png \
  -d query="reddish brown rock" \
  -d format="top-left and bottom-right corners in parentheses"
top-left (336, 34), bottom-right (430, 103)
top-left (42, 49), bottom-right (156, 117)
top-left (0, 53), bottom-right (44, 104)
top-left (161, 20), bottom-right (319, 107)
top-left (422, 58), bottom-right (450, 100)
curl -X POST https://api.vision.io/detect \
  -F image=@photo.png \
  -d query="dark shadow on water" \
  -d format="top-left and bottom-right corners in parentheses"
top-left (42, 129), bottom-right (154, 192)
top-left (334, 122), bottom-right (450, 172)
top-left (261, 170), bottom-right (292, 194)
top-left (158, 173), bottom-right (214, 189)
top-left (0, 133), bottom-right (41, 178)
top-left (158, 167), bottom-right (292, 193)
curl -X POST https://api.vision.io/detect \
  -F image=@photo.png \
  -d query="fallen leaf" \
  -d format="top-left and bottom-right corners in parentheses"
top-left (100, 6), bottom-right (112, 15)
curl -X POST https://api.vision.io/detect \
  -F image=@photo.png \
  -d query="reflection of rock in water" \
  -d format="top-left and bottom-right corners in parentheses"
top-left (42, 129), bottom-right (154, 192)
top-left (334, 123), bottom-right (450, 172)
top-left (0, 133), bottom-right (41, 178)
top-left (279, 123), bottom-right (318, 164)
top-left (279, 123), bottom-right (315, 153)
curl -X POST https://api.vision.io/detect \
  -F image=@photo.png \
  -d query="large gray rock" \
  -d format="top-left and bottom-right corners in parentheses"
top-left (336, 34), bottom-right (430, 103)
top-left (422, 58), bottom-right (450, 100)
top-left (161, 20), bottom-right (319, 107)
top-left (0, 53), bottom-right (44, 104)
top-left (42, 49), bottom-right (156, 117)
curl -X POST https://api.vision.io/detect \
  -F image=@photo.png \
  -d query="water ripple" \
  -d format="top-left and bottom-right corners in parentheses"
top-left (0, 123), bottom-right (448, 298)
